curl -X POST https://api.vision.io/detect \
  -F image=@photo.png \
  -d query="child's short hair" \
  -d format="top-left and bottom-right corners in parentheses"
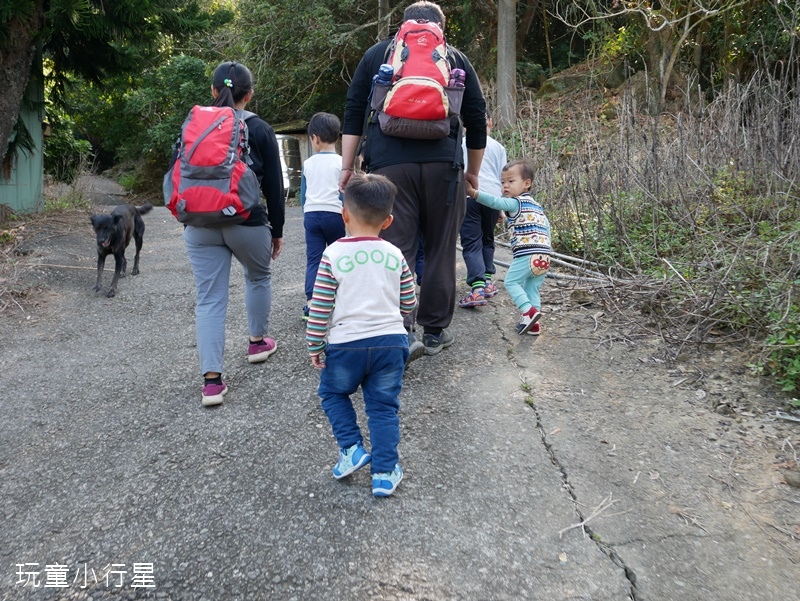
top-left (307, 113), bottom-right (341, 144)
top-left (503, 159), bottom-right (535, 182)
top-left (344, 174), bottom-right (396, 226)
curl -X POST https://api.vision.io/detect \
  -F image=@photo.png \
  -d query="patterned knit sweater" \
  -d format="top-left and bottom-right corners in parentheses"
top-left (474, 191), bottom-right (552, 257)
top-left (306, 237), bottom-right (417, 356)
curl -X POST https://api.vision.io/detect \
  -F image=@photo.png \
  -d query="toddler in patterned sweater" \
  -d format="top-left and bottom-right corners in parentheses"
top-left (306, 174), bottom-right (416, 497)
top-left (464, 159), bottom-right (552, 335)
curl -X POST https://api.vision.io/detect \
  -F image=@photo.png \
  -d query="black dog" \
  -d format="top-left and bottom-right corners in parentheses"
top-left (90, 202), bottom-right (153, 297)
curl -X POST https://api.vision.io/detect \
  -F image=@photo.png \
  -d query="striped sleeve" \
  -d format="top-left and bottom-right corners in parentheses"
top-left (399, 257), bottom-right (417, 316)
top-left (306, 254), bottom-right (338, 356)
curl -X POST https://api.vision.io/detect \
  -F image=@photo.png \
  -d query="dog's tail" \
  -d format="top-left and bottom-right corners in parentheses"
top-left (137, 202), bottom-right (154, 215)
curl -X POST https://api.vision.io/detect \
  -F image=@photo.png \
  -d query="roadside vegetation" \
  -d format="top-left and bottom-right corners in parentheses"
top-left (497, 67), bottom-right (799, 394)
top-left (1, 0), bottom-right (798, 394)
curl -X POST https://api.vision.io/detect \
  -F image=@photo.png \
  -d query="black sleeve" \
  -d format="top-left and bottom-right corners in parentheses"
top-left (247, 118), bottom-right (285, 238)
top-left (455, 50), bottom-right (487, 151)
top-left (342, 42), bottom-right (388, 137)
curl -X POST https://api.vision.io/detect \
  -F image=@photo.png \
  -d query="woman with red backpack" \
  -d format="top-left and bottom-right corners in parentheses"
top-left (176, 61), bottom-right (285, 407)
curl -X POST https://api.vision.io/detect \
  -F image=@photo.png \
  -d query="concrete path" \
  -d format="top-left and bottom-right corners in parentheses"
top-left (1, 205), bottom-right (797, 600)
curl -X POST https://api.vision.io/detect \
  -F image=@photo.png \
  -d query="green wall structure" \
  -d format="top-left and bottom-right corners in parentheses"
top-left (1, 59), bottom-right (45, 215)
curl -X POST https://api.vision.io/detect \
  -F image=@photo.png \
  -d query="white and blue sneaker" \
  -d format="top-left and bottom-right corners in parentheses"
top-left (372, 464), bottom-right (404, 497)
top-left (332, 442), bottom-right (371, 480)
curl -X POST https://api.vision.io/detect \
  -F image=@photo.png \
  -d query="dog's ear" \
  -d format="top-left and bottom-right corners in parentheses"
top-left (113, 214), bottom-right (123, 223)
top-left (90, 215), bottom-right (100, 229)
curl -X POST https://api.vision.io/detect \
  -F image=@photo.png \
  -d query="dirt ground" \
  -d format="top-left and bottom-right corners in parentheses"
top-left (1, 183), bottom-right (799, 599)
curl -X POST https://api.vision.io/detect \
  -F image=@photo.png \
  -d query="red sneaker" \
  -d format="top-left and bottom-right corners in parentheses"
top-left (516, 307), bottom-right (541, 335)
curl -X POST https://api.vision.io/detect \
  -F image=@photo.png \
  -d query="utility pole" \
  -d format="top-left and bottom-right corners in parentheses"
top-left (497, 0), bottom-right (517, 128)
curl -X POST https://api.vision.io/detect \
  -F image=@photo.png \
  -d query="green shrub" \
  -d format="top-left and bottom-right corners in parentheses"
top-left (43, 113), bottom-right (92, 184)
top-left (762, 303), bottom-right (800, 392)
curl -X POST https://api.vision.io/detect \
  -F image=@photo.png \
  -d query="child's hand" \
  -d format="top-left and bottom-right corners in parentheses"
top-left (310, 354), bottom-right (326, 369)
top-left (464, 173), bottom-right (479, 198)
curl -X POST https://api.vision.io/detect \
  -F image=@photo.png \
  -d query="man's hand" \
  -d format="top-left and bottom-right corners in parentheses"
top-left (339, 169), bottom-right (354, 194)
top-left (465, 173), bottom-right (479, 198)
top-left (310, 353), bottom-right (325, 369)
top-left (272, 237), bottom-right (283, 259)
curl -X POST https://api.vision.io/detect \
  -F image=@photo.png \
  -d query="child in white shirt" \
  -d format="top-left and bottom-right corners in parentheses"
top-left (301, 112), bottom-right (346, 320)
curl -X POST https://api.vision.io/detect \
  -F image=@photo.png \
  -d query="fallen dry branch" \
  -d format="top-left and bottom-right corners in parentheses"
top-left (558, 493), bottom-right (628, 538)
top-left (669, 506), bottom-right (710, 534)
top-left (494, 240), bottom-right (632, 283)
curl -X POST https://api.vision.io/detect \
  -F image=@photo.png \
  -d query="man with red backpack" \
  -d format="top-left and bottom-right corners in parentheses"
top-left (340, 1), bottom-right (487, 364)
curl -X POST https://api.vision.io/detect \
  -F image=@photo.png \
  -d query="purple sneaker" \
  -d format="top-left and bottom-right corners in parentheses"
top-left (248, 337), bottom-right (277, 363)
top-left (202, 381), bottom-right (228, 407)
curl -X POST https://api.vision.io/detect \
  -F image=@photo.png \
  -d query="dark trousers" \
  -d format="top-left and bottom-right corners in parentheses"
top-left (460, 196), bottom-right (499, 288)
top-left (304, 210), bottom-right (345, 301)
top-left (374, 162), bottom-right (466, 335)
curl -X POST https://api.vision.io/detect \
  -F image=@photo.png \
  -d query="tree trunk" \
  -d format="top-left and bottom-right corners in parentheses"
top-left (378, 0), bottom-right (390, 39)
top-left (517, 0), bottom-right (540, 54)
top-left (0, 8), bottom-right (44, 161)
top-left (496, 0), bottom-right (517, 128)
top-left (542, 0), bottom-right (552, 73)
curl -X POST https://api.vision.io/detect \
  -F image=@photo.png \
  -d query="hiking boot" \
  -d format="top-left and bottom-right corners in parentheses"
top-left (406, 331), bottom-right (425, 367)
top-left (458, 288), bottom-right (487, 308)
top-left (372, 464), bottom-right (404, 497)
top-left (332, 442), bottom-right (371, 479)
top-left (248, 337), bottom-right (277, 363)
top-left (527, 322), bottom-right (541, 336)
top-left (422, 329), bottom-right (454, 355)
top-left (484, 280), bottom-right (499, 298)
top-left (516, 307), bottom-right (541, 335)
top-left (302, 305), bottom-right (310, 321)
top-left (201, 381), bottom-right (228, 407)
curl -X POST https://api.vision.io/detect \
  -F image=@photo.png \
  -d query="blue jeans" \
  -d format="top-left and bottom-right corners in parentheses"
top-left (318, 334), bottom-right (409, 473)
top-left (304, 211), bottom-right (345, 301)
top-left (415, 237), bottom-right (425, 285)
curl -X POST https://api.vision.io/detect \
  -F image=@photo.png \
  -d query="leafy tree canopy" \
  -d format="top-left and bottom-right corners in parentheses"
top-left (0, 0), bottom-right (231, 158)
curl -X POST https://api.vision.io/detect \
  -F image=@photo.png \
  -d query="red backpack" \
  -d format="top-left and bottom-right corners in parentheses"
top-left (371, 19), bottom-right (464, 139)
top-left (163, 106), bottom-right (261, 226)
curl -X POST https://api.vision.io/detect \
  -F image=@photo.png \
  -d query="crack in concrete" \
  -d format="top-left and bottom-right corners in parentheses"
top-left (497, 323), bottom-right (641, 601)
top-left (533, 407), bottom-right (641, 600)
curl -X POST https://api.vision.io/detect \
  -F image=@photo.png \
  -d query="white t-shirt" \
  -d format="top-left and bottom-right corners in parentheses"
top-left (306, 237), bottom-right (417, 352)
top-left (302, 152), bottom-right (342, 213)
top-left (463, 135), bottom-right (507, 198)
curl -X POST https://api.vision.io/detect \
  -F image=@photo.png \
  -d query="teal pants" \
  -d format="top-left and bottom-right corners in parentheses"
top-left (504, 255), bottom-right (546, 313)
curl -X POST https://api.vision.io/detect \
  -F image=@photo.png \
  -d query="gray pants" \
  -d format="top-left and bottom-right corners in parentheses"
top-left (183, 224), bottom-right (273, 376)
